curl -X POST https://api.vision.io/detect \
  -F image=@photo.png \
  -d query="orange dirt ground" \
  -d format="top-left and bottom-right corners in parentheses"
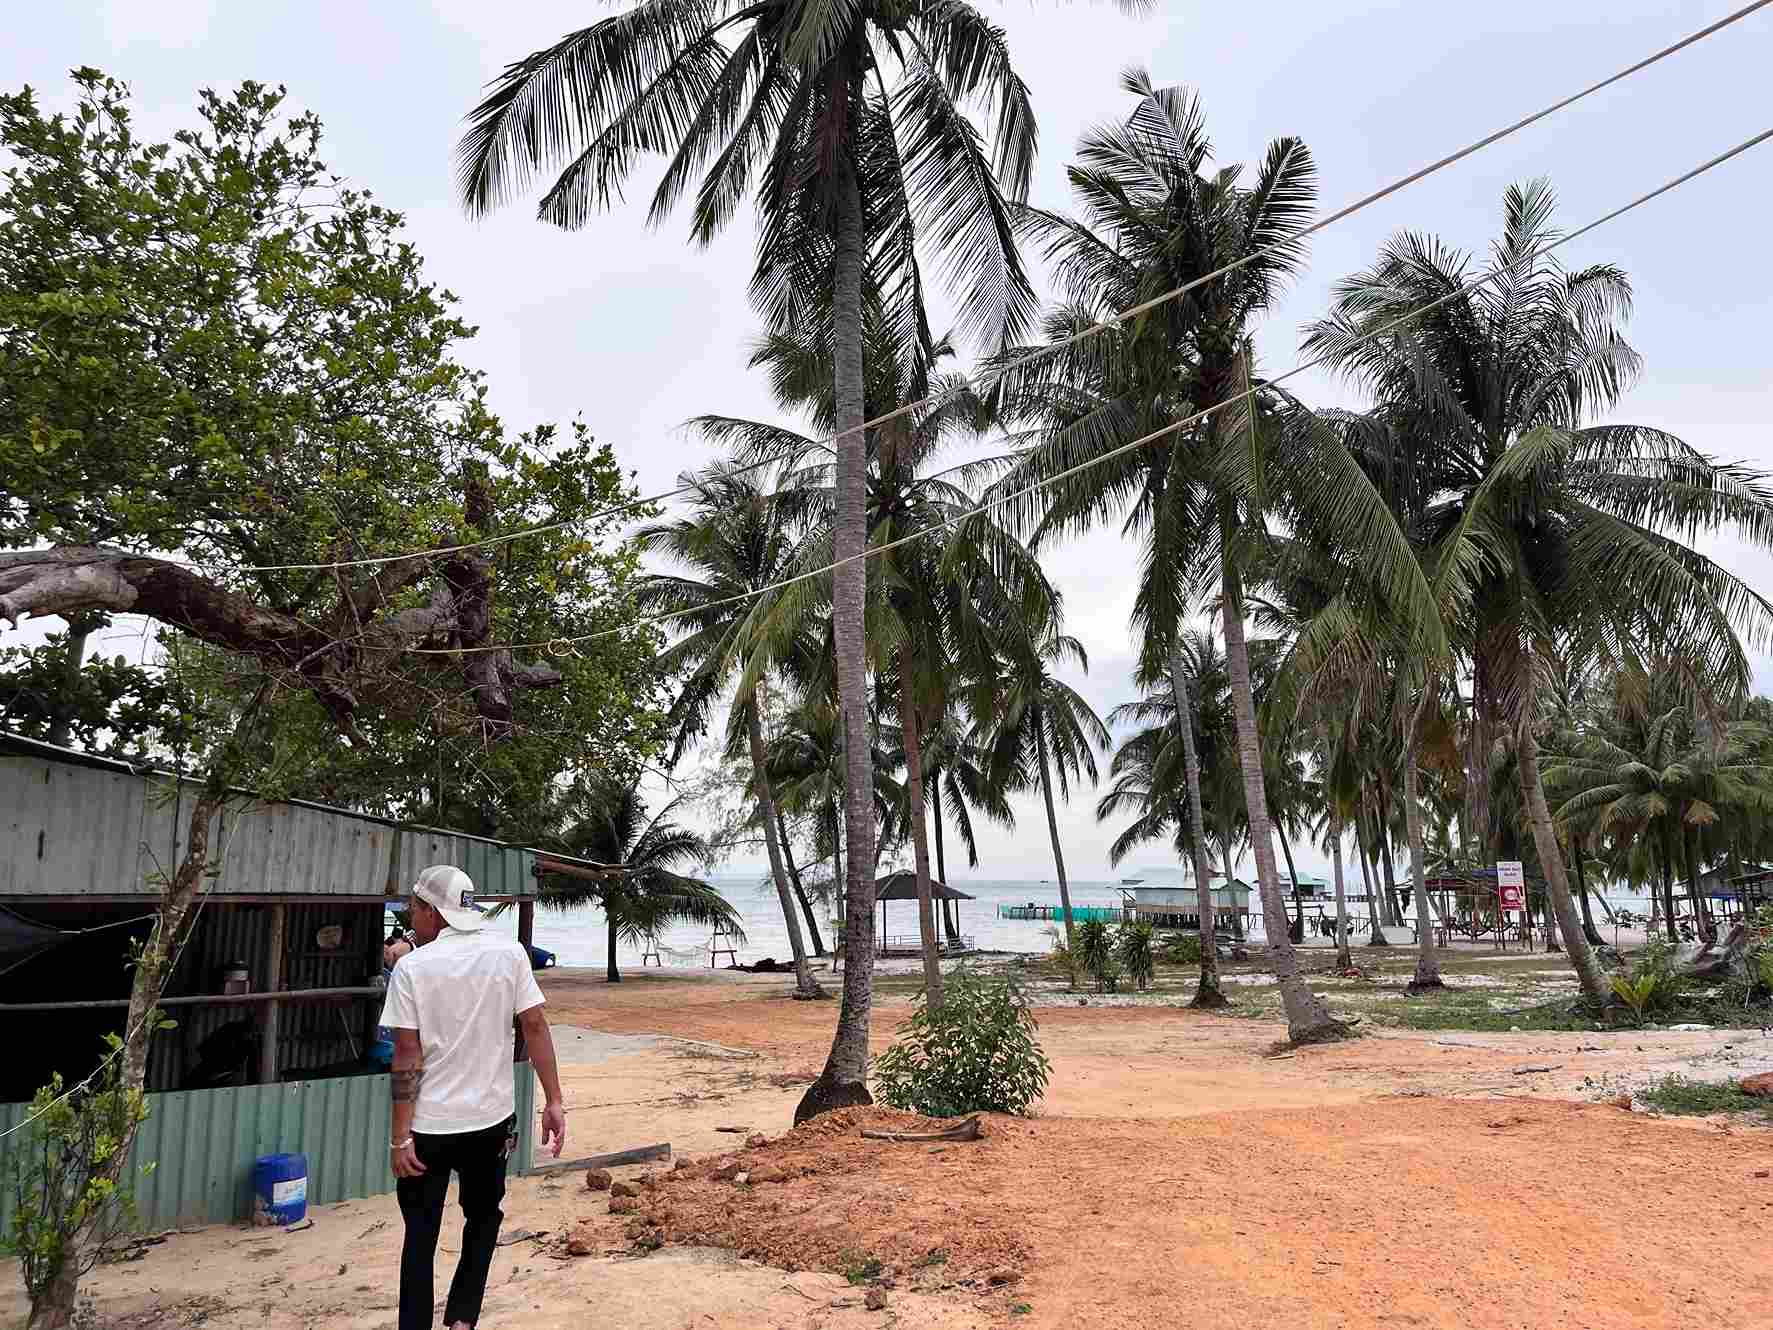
top-left (9, 966), bottom-right (1773, 1330)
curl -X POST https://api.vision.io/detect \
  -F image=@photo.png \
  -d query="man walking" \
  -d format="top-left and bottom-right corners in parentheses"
top-left (380, 865), bottom-right (566, 1330)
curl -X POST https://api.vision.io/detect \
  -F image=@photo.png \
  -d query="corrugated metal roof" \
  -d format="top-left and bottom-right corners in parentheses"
top-left (0, 738), bottom-right (544, 901)
top-left (0, 1069), bottom-right (537, 1231)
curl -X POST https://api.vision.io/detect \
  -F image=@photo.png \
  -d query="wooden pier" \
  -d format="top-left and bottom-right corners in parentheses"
top-left (997, 903), bottom-right (1126, 923)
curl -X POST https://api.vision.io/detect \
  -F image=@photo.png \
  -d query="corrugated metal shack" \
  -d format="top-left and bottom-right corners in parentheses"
top-left (0, 735), bottom-right (548, 1229)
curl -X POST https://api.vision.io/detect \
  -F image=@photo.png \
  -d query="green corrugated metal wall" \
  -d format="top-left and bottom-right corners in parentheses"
top-left (0, 1070), bottom-right (536, 1232)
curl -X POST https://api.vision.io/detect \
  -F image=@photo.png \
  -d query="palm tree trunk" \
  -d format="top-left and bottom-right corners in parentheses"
top-left (607, 914), bottom-right (621, 984)
top-left (899, 683), bottom-right (944, 1012)
top-left (830, 798), bottom-right (845, 931)
top-left (1166, 635), bottom-right (1224, 1007)
top-left (1331, 821), bottom-right (1353, 970)
top-left (1402, 717), bottom-right (1443, 988)
top-left (1466, 661), bottom-right (1493, 863)
top-left (1355, 807), bottom-right (1387, 945)
top-left (1515, 727), bottom-right (1608, 1006)
top-left (746, 700), bottom-right (823, 999)
top-left (1032, 708), bottom-right (1081, 971)
top-left (1571, 831), bottom-right (1605, 947)
top-left (1220, 541), bottom-right (1343, 1041)
top-left (1377, 807), bottom-right (1402, 929)
top-left (777, 807), bottom-right (827, 957)
top-left (1277, 822), bottom-right (1305, 943)
top-left (1683, 819), bottom-right (1716, 946)
top-left (801, 147), bottom-right (875, 1124)
top-left (1657, 829), bottom-right (1679, 941)
top-left (931, 781), bottom-right (959, 944)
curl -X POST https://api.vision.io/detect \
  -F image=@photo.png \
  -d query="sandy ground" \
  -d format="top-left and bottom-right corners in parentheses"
top-left (10, 962), bottom-right (1773, 1330)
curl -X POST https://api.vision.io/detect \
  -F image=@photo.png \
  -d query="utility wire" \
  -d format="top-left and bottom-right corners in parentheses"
top-left (417, 125), bottom-right (1772, 658)
top-left (93, 0), bottom-right (1772, 578)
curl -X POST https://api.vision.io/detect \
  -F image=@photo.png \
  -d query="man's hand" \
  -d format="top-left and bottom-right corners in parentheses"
top-left (391, 1139), bottom-right (426, 1178)
top-left (540, 1101), bottom-right (566, 1158)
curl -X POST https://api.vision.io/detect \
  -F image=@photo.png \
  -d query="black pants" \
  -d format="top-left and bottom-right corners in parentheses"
top-left (396, 1116), bottom-right (514, 1329)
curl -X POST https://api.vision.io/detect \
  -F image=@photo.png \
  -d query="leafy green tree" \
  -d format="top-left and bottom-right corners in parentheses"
top-left (1306, 180), bottom-right (1773, 1004)
top-left (535, 781), bottom-right (745, 983)
top-left (0, 77), bottom-right (666, 1322)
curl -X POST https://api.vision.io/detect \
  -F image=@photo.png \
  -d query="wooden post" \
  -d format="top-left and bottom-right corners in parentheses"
top-left (260, 903), bottom-right (286, 1085)
top-left (514, 898), bottom-right (536, 1063)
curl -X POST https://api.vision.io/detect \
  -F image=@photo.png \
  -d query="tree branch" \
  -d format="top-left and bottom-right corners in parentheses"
top-left (0, 545), bottom-right (560, 742)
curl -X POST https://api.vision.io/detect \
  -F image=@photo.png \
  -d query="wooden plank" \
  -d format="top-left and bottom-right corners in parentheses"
top-left (260, 903), bottom-right (287, 1085)
top-left (0, 987), bottom-right (382, 1013)
top-left (527, 1142), bottom-right (670, 1174)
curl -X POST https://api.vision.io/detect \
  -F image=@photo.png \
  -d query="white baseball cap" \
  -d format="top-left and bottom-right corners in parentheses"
top-left (411, 865), bottom-right (486, 931)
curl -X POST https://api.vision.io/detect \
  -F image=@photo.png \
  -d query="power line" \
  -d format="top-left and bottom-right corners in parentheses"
top-left (418, 124), bottom-right (1772, 658)
top-left (98, 0), bottom-right (1771, 579)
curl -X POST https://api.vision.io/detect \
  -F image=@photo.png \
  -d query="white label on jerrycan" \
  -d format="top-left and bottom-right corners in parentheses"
top-left (272, 1177), bottom-right (307, 1207)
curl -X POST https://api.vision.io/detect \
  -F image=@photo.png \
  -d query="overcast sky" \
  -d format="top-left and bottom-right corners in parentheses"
top-left (7, 1), bottom-right (1772, 884)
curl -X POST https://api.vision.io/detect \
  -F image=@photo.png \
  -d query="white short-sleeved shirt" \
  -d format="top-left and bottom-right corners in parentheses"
top-left (378, 928), bottom-right (546, 1135)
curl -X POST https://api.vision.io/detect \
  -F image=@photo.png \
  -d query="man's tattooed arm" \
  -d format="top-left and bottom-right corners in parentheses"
top-left (390, 1029), bottom-right (424, 1152)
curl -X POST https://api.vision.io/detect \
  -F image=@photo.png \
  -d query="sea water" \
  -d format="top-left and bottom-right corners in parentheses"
top-left (487, 875), bottom-right (1661, 970)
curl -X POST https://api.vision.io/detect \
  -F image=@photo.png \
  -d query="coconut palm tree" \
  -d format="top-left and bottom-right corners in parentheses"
top-left (899, 702), bottom-right (1013, 942)
top-left (990, 73), bottom-right (1434, 1040)
top-left (706, 319), bottom-right (1048, 1012)
top-left (1095, 628), bottom-right (1237, 1003)
top-left (1305, 179), bottom-right (1773, 1004)
top-left (633, 464), bottom-right (825, 998)
top-left (537, 781), bottom-right (745, 983)
top-left (457, 0), bottom-right (1054, 1117)
top-left (983, 627), bottom-right (1109, 961)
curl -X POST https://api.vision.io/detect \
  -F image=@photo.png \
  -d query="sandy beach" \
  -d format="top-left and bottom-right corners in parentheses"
top-left (9, 960), bottom-right (1773, 1330)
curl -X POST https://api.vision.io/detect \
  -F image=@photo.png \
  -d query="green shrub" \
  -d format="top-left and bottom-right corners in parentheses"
top-left (1041, 926), bottom-right (1078, 988)
top-left (1161, 932), bottom-right (1202, 966)
top-left (8, 1034), bottom-right (155, 1324)
top-left (873, 968), bottom-right (1051, 1117)
top-left (1115, 921), bottom-right (1155, 991)
top-left (1076, 919), bottom-right (1116, 993)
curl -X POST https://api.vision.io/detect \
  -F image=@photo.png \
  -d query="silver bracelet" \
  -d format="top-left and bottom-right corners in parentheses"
top-left (391, 1137), bottom-right (413, 1150)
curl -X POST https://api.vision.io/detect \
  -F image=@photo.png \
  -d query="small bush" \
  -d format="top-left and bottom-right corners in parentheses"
top-left (1041, 926), bottom-right (1078, 989)
top-left (1115, 921), bottom-right (1155, 991)
top-left (1076, 920), bottom-right (1115, 993)
top-left (8, 1034), bottom-right (154, 1324)
top-left (873, 968), bottom-right (1051, 1117)
top-left (1161, 932), bottom-right (1202, 966)
top-left (1638, 1074), bottom-right (1773, 1119)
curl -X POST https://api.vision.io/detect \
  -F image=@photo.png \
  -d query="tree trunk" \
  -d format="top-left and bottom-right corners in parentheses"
top-left (746, 700), bottom-right (823, 998)
top-left (1683, 819), bottom-right (1716, 946)
top-left (931, 781), bottom-right (959, 944)
top-left (1220, 538), bottom-right (1344, 1042)
top-left (26, 1255), bottom-right (80, 1329)
top-left (45, 615), bottom-right (99, 749)
top-left (899, 684), bottom-right (945, 1012)
top-left (1466, 660), bottom-right (1493, 864)
top-left (1276, 822), bottom-right (1305, 943)
top-left (1571, 831), bottom-right (1605, 947)
top-left (1166, 635), bottom-right (1224, 1006)
top-left (1377, 807), bottom-right (1402, 930)
top-left (1402, 716), bottom-right (1443, 989)
top-left (830, 799), bottom-right (845, 932)
top-left (1033, 709), bottom-right (1079, 976)
top-left (778, 807), bottom-right (827, 957)
top-left (1515, 728), bottom-right (1609, 1005)
top-left (1658, 830), bottom-right (1679, 942)
top-left (1356, 808), bottom-right (1388, 945)
top-left (799, 146), bottom-right (876, 1125)
top-left (1221, 840), bottom-right (1245, 942)
top-left (607, 914), bottom-right (621, 984)
top-left (1331, 821), bottom-right (1353, 971)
